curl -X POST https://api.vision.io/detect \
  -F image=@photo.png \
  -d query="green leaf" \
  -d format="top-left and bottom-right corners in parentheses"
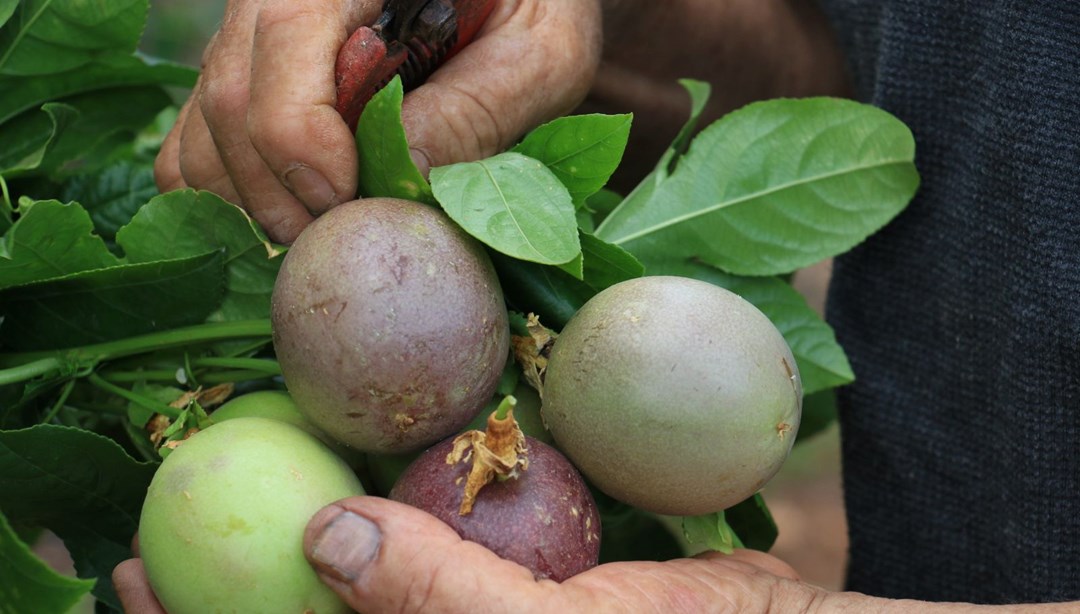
top-left (0, 85), bottom-right (172, 180)
top-left (0, 0), bottom-right (149, 76)
top-left (0, 55), bottom-right (195, 125)
top-left (116, 190), bottom-right (285, 321)
top-left (0, 250), bottom-right (225, 351)
top-left (0, 424), bottom-right (159, 609)
top-left (578, 231), bottom-right (644, 292)
top-left (0, 199), bottom-right (116, 289)
top-left (0, 1), bottom-right (17, 28)
top-left (650, 259), bottom-right (853, 395)
top-left (512, 113), bottom-right (631, 208)
top-left (596, 98), bottom-right (920, 276)
top-left (599, 509), bottom-right (683, 564)
top-left (61, 160), bottom-right (158, 244)
top-left (0, 101), bottom-right (78, 174)
top-left (431, 152), bottom-right (580, 265)
top-left (724, 493), bottom-right (778, 552)
top-left (490, 251), bottom-right (593, 330)
top-left (658, 79), bottom-right (712, 177)
top-left (354, 75), bottom-right (434, 204)
top-left (682, 511), bottom-right (741, 555)
top-left (796, 388), bottom-right (838, 444)
top-left (0, 509), bottom-right (95, 614)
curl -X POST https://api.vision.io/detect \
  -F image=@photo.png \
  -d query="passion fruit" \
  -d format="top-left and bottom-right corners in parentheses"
top-left (541, 276), bottom-right (802, 516)
top-left (271, 198), bottom-right (510, 453)
top-left (389, 434), bottom-right (600, 581)
top-left (138, 417), bottom-right (364, 614)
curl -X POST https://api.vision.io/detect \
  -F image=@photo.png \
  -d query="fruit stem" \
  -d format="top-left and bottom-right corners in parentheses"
top-left (447, 396), bottom-right (529, 515)
top-left (493, 395), bottom-right (517, 421)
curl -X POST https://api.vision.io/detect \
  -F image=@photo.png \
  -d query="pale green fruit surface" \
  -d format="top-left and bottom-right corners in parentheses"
top-left (542, 276), bottom-right (802, 516)
top-left (139, 417), bottom-right (364, 614)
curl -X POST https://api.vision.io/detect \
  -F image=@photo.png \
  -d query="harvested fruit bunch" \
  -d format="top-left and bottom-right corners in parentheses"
top-left (542, 276), bottom-right (803, 516)
top-left (271, 197), bottom-right (510, 454)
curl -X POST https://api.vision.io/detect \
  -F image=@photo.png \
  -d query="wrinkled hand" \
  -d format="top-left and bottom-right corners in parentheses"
top-left (156, 0), bottom-right (601, 243)
top-left (115, 496), bottom-right (819, 614)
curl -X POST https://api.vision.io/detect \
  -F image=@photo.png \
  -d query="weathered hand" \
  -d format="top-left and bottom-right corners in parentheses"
top-left (298, 496), bottom-right (815, 613)
top-left (114, 495), bottom-right (815, 614)
top-left (155, 0), bottom-right (601, 243)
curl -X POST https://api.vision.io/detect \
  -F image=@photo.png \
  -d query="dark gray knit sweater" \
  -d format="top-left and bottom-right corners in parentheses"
top-left (819, 1), bottom-right (1080, 604)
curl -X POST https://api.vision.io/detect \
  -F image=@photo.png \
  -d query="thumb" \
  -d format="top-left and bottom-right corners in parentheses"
top-left (304, 496), bottom-right (556, 613)
top-left (401, 0), bottom-right (601, 176)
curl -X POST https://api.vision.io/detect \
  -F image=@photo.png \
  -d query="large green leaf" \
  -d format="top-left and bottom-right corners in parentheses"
top-left (354, 75), bottom-right (434, 204)
top-left (0, 0), bottom-right (148, 76)
top-left (431, 152), bottom-right (580, 265)
top-left (116, 190), bottom-right (285, 321)
top-left (0, 85), bottom-right (172, 179)
top-left (0, 1), bottom-right (17, 28)
top-left (651, 259), bottom-right (853, 395)
top-left (0, 101), bottom-right (78, 174)
top-left (596, 98), bottom-right (920, 275)
top-left (0, 425), bottom-right (158, 609)
top-left (512, 113), bottom-right (631, 208)
top-left (0, 199), bottom-right (116, 288)
top-left (0, 55), bottom-right (195, 125)
top-left (0, 509), bottom-right (95, 614)
top-left (0, 250), bottom-right (225, 351)
top-left (61, 160), bottom-right (157, 244)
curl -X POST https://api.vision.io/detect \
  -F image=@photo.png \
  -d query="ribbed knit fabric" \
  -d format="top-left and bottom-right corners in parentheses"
top-left (818, 1), bottom-right (1080, 604)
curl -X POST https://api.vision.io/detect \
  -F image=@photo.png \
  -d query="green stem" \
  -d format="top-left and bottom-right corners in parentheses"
top-left (41, 379), bottom-right (76, 424)
top-left (87, 373), bottom-right (180, 419)
top-left (0, 357), bottom-right (63, 386)
top-left (494, 395), bottom-right (517, 420)
top-left (192, 357), bottom-right (281, 374)
top-left (98, 369), bottom-right (182, 383)
top-left (0, 320), bottom-right (272, 369)
top-left (200, 370), bottom-right (278, 384)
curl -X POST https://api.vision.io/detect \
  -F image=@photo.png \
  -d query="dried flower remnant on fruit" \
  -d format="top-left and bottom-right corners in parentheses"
top-left (447, 396), bottom-right (528, 515)
top-left (511, 314), bottom-right (557, 396)
top-left (170, 383), bottom-right (236, 410)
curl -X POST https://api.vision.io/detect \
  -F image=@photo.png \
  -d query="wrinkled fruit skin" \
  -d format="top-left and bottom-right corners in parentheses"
top-left (272, 198), bottom-right (510, 453)
top-left (542, 276), bottom-right (802, 516)
top-left (390, 435), bottom-right (601, 581)
top-left (139, 418), bottom-right (364, 614)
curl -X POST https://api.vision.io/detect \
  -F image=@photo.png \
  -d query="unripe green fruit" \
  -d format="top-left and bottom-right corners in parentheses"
top-left (541, 276), bottom-right (802, 516)
top-left (139, 417), bottom-right (364, 614)
top-left (210, 390), bottom-right (368, 472)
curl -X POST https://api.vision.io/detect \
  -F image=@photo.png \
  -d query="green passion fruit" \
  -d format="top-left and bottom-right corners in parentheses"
top-left (271, 198), bottom-right (510, 454)
top-left (139, 417), bottom-right (364, 614)
top-left (541, 276), bottom-right (802, 516)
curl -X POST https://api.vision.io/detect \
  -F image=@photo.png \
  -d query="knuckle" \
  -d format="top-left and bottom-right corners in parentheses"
top-left (199, 72), bottom-right (249, 122)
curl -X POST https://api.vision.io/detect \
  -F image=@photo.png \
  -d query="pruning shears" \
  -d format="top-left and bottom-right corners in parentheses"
top-left (334, 0), bottom-right (497, 130)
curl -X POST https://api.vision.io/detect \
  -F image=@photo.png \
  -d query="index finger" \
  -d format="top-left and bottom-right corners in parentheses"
top-left (247, 0), bottom-right (384, 211)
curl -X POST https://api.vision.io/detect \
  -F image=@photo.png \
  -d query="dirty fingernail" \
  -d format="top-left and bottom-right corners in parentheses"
top-left (283, 164), bottom-right (339, 215)
top-left (308, 511), bottom-right (381, 583)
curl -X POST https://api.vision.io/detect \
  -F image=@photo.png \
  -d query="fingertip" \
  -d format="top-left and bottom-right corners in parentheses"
top-left (113, 559), bottom-right (167, 614)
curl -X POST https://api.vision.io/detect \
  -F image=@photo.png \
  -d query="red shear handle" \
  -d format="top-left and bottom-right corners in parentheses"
top-left (333, 0), bottom-right (498, 131)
